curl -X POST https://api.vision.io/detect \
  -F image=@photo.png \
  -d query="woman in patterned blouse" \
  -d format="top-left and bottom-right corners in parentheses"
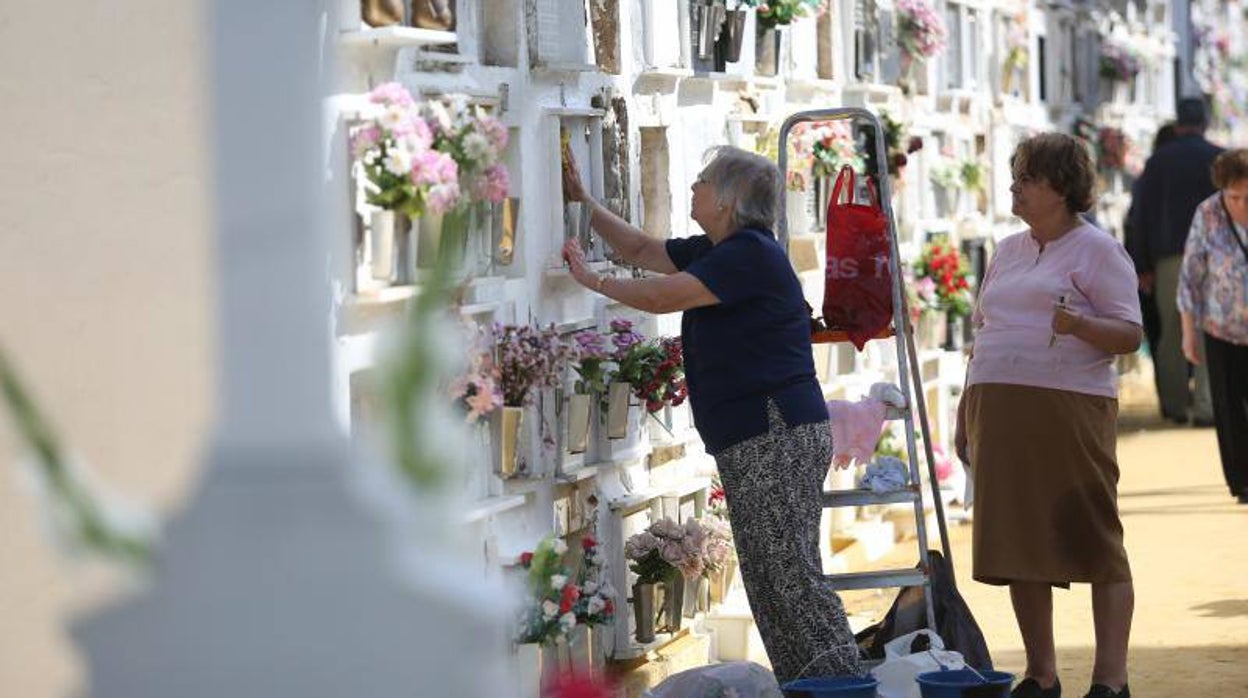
top-left (1178, 148), bottom-right (1248, 504)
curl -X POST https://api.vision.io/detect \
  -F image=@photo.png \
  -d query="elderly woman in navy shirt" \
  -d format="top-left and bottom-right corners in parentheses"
top-left (562, 145), bottom-right (860, 682)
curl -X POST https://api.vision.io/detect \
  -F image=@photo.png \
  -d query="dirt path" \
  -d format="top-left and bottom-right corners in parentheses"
top-left (843, 372), bottom-right (1248, 696)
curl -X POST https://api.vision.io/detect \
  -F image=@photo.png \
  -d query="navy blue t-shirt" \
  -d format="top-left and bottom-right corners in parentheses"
top-left (666, 228), bottom-right (827, 455)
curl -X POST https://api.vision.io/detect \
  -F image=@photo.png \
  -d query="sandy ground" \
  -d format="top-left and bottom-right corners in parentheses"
top-left (841, 370), bottom-right (1248, 696)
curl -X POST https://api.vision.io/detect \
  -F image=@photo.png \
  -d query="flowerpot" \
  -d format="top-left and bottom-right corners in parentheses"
top-left (943, 314), bottom-right (965, 351)
top-left (566, 393), bottom-right (592, 455)
top-left (690, 1), bottom-right (726, 61)
top-left (361, 0), bottom-right (404, 26)
top-left (411, 0), bottom-right (454, 30)
top-left (719, 10), bottom-right (748, 63)
top-left (632, 582), bottom-right (656, 643)
top-left (755, 25), bottom-right (781, 77)
top-left (497, 405), bottom-right (524, 478)
top-left (369, 210), bottom-right (415, 284)
top-left (660, 575), bottom-right (685, 633)
top-left (606, 382), bottom-right (631, 440)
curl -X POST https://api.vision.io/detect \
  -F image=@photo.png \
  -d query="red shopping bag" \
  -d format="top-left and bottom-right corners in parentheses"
top-left (822, 165), bottom-right (892, 350)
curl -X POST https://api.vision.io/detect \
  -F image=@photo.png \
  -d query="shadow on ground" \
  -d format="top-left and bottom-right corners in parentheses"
top-left (989, 644), bottom-right (1248, 695)
top-left (1190, 599), bottom-right (1248, 619)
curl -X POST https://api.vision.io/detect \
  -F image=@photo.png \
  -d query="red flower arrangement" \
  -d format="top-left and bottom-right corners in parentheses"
top-left (912, 241), bottom-right (973, 318)
top-left (611, 325), bottom-right (687, 414)
top-left (515, 534), bottom-right (617, 646)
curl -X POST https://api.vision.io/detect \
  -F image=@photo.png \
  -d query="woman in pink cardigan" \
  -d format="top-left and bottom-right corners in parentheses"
top-left (955, 134), bottom-right (1142, 698)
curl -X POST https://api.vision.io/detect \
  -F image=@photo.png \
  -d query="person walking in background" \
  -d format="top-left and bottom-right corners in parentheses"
top-left (1123, 123), bottom-right (1176, 382)
top-left (1178, 149), bottom-right (1248, 504)
top-left (956, 134), bottom-right (1141, 698)
top-left (560, 145), bottom-right (862, 683)
top-left (1129, 98), bottom-right (1223, 425)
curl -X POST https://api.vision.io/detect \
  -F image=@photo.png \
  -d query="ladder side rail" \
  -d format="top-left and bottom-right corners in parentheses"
top-left (867, 110), bottom-right (938, 634)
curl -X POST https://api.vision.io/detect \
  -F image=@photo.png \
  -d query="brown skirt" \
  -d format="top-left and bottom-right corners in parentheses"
top-left (965, 383), bottom-right (1132, 586)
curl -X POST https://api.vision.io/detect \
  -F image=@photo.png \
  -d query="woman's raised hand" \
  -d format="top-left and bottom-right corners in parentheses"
top-left (561, 239), bottom-right (594, 288)
top-left (561, 143), bottom-right (587, 203)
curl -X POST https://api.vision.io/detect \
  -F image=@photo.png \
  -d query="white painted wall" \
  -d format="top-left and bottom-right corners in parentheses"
top-left (0, 3), bottom-right (212, 696)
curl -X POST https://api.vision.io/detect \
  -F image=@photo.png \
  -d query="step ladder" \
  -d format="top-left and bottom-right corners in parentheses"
top-left (777, 107), bottom-right (955, 636)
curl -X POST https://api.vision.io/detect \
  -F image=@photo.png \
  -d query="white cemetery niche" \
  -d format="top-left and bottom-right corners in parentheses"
top-left (527, 0), bottom-right (597, 71)
top-left (483, 0), bottom-right (523, 66)
top-left (639, 0), bottom-right (687, 71)
top-left (549, 111), bottom-right (608, 268)
top-left (788, 16), bottom-right (820, 81)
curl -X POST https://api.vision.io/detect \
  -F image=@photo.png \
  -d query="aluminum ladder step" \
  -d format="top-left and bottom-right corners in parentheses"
top-left (821, 486), bottom-right (921, 508)
top-left (824, 569), bottom-right (928, 591)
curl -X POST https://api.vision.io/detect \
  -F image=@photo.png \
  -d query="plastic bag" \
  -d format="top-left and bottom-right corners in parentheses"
top-left (822, 165), bottom-right (893, 350)
top-left (644, 660), bottom-right (783, 698)
top-left (870, 630), bottom-right (965, 698)
top-left (854, 550), bottom-right (994, 671)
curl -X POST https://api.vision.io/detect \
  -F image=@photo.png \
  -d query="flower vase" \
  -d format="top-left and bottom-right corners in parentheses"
top-left (785, 183), bottom-right (812, 236)
top-left (943, 314), bottom-right (965, 351)
top-left (934, 185), bottom-right (962, 219)
top-left (566, 624), bottom-right (597, 674)
top-left (755, 25), bottom-right (781, 77)
top-left (496, 405), bottom-right (525, 478)
top-left (690, 0), bottom-right (726, 61)
top-left (472, 201), bottom-right (499, 277)
top-left (566, 393), bottom-right (592, 454)
top-left (606, 382), bottom-right (632, 439)
top-left (661, 574), bottom-right (685, 633)
top-left (719, 9), bottom-right (748, 63)
top-left (917, 311), bottom-right (947, 350)
top-left (813, 175), bottom-right (833, 230)
top-left (709, 558), bottom-right (739, 605)
top-left (632, 582), bottom-right (656, 643)
top-left (369, 210), bottom-right (415, 284)
top-left (418, 206), bottom-right (471, 273)
top-left (513, 642), bottom-right (543, 698)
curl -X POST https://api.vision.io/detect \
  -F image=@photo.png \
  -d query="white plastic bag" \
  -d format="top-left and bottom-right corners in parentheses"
top-left (870, 629), bottom-right (965, 698)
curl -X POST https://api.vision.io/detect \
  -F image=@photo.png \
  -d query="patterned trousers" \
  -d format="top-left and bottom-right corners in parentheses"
top-left (714, 401), bottom-right (862, 684)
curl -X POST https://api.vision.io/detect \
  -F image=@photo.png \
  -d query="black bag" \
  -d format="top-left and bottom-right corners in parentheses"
top-left (854, 550), bottom-right (994, 670)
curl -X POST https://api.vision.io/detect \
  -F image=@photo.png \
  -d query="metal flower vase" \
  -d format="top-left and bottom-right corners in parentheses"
top-left (369, 210), bottom-right (415, 285)
top-left (606, 382), bottom-right (632, 439)
top-left (496, 405), bottom-right (524, 478)
top-left (418, 206), bottom-right (472, 273)
top-left (632, 582), bottom-right (656, 643)
top-left (944, 314), bottom-right (965, 351)
top-left (755, 25), bottom-right (781, 77)
top-left (566, 393), bottom-right (592, 454)
top-left (660, 574), bottom-right (685, 632)
top-left (719, 9), bottom-right (748, 63)
top-left (690, 1), bottom-right (726, 61)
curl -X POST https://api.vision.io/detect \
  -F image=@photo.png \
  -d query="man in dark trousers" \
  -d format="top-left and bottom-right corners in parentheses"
top-left (1129, 98), bottom-right (1223, 425)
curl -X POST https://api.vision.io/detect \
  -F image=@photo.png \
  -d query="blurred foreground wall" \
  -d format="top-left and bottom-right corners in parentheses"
top-left (0, 3), bottom-right (212, 696)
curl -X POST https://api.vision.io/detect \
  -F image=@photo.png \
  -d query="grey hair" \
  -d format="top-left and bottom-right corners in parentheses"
top-left (699, 146), bottom-right (781, 232)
